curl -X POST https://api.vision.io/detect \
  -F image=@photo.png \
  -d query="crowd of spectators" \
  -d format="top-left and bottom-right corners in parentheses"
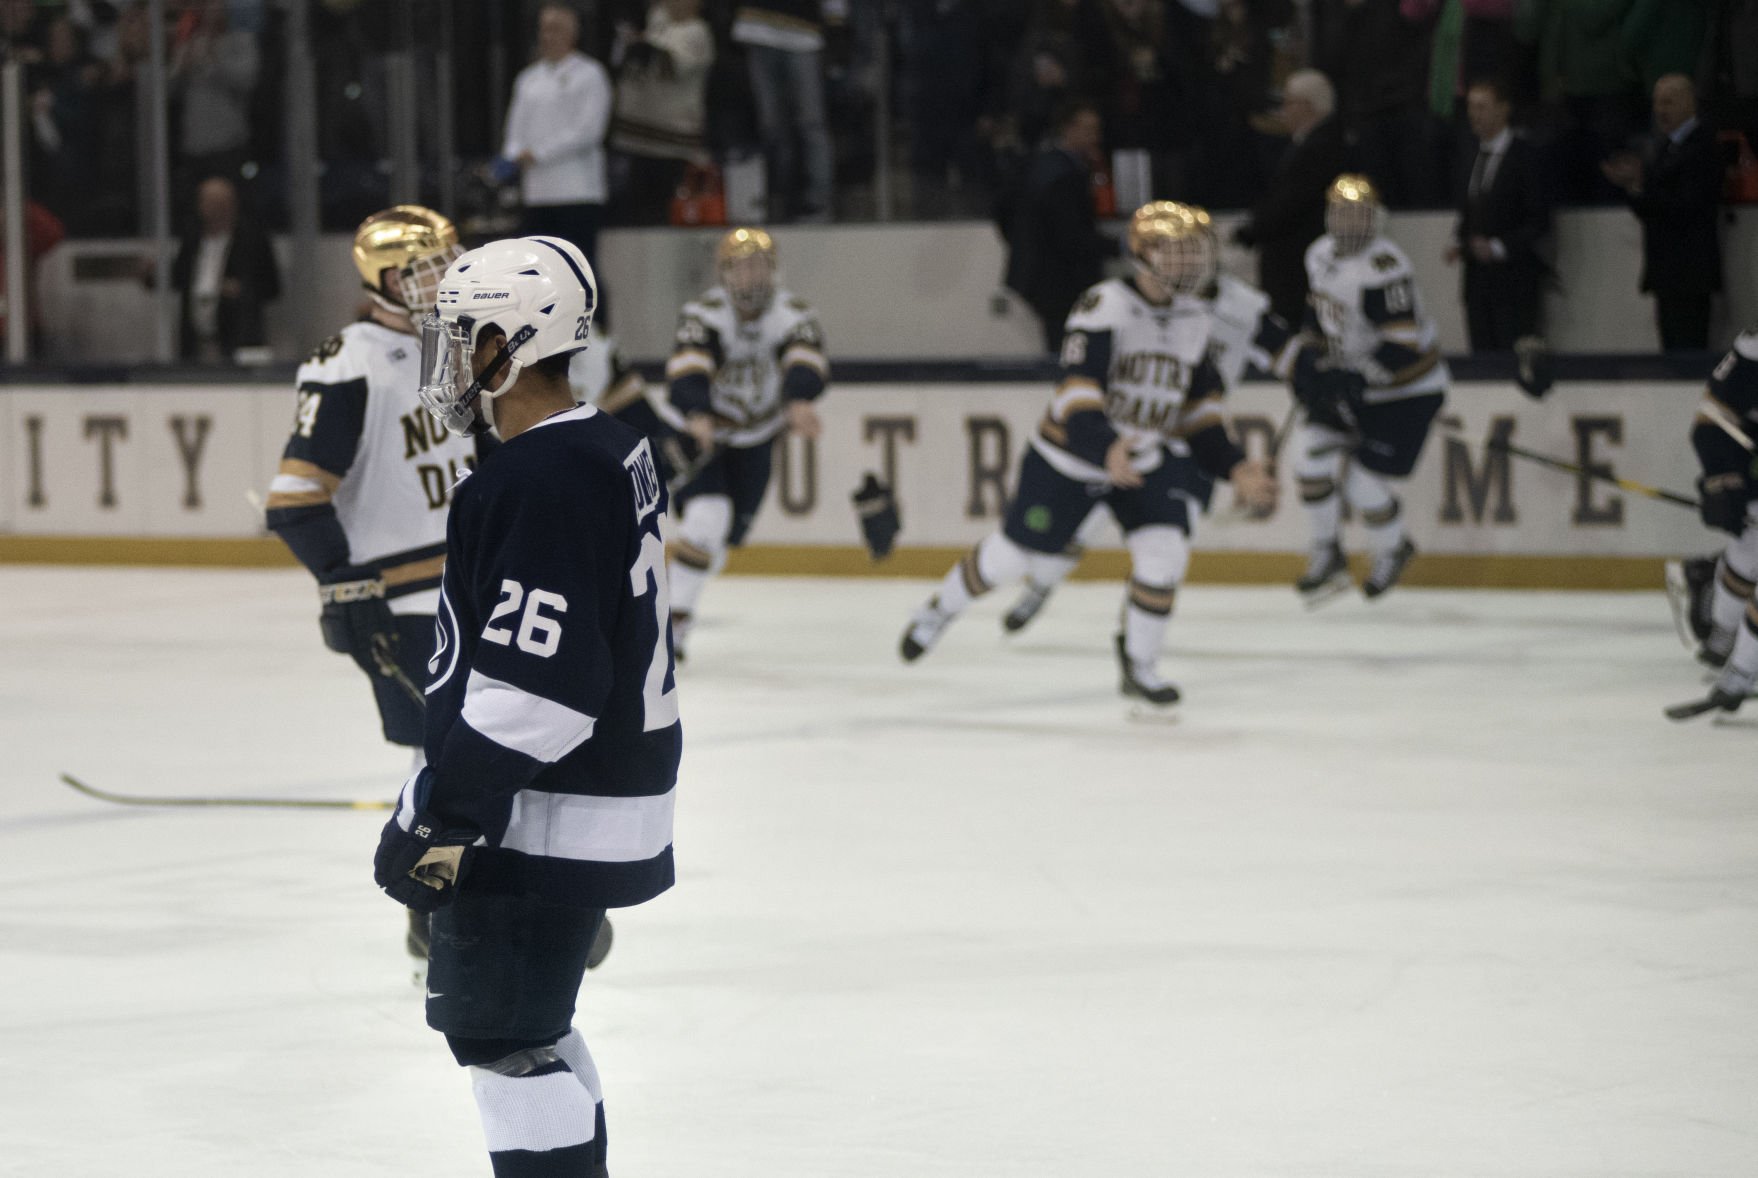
top-left (4, 1), bottom-right (1755, 232)
top-left (2, 0), bottom-right (1756, 357)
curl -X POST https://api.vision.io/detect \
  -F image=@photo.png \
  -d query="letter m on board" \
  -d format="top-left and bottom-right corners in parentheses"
top-left (1440, 416), bottom-right (1517, 525)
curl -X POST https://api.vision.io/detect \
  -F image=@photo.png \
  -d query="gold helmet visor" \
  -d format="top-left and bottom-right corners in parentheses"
top-left (354, 205), bottom-right (462, 317)
top-left (1127, 201), bottom-right (1217, 296)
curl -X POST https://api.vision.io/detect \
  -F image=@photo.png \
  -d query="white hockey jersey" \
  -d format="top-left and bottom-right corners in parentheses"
top-left (1032, 277), bottom-right (1227, 483)
top-left (1304, 235), bottom-right (1449, 402)
top-left (664, 285), bottom-right (828, 448)
top-left (266, 319), bottom-right (477, 615)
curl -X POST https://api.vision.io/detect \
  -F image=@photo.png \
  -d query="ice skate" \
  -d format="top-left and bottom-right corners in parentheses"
top-left (1362, 537), bottom-right (1417, 600)
top-left (1296, 540), bottom-right (1351, 606)
top-left (900, 599), bottom-right (952, 662)
top-left (1115, 634), bottom-right (1180, 708)
top-left (1002, 582), bottom-right (1054, 634)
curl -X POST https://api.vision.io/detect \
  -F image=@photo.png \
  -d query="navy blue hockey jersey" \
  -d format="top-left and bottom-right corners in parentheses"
top-left (421, 403), bottom-right (679, 908)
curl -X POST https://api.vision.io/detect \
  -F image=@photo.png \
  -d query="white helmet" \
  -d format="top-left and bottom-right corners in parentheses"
top-left (418, 236), bottom-right (598, 437)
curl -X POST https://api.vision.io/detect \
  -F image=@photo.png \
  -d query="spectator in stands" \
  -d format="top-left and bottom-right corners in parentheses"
top-left (1410, 0), bottom-right (1525, 123)
top-left (1517, 0), bottom-right (1645, 204)
top-left (1701, 0), bottom-right (1758, 149)
top-left (1602, 74), bottom-right (1723, 351)
top-left (1091, 0), bottom-right (1189, 196)
top-left (171, 0), bottom-right (260, 187)
top-left (1003, 100), bottom-right (1110, 352)
top-left (1621, 0), bottom-right (1708, 92)
top-left (85, 0), bottom-right (149, 234)
top-left (0, 199), bottom-right (65, 355)
top-left (1315, 0), bottom-right (1440, 208)
top-left (1447, 77), bottom-right (1551, 351)
top-left (732, 0), bottom-right (840, 222)
top-left (170, 175), bottom-right (281, 363)
top-left (502, 2), bottom-right (613, 265)
top-left (1233, 69), bottom-right (1348, 325)
top-left (611, 0), bottom-right (715, 226)
top-left (1201, 0), bottom-right (1291, 209)
top-left (25, 16), bottom-right (99, 225)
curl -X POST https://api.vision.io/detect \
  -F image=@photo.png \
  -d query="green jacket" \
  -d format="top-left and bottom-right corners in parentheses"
top-left (1516, 0), bottom-right (1639, 98)
top-left (1621, 0), bottom-right (1709, 90)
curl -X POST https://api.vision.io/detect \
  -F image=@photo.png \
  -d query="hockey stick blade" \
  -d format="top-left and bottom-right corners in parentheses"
top-left (59, 773), bottom-right (394, 811)
top-left (1663, 561), bottom-right (1699, 653)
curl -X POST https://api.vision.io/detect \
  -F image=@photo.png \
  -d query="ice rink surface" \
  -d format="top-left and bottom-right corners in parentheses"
top-left (1, 566), bottom-right (1754, 1177)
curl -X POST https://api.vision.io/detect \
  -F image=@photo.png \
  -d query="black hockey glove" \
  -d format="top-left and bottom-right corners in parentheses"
top-left (851, 472), bottom-right (901, 561)
top-left (1697, 472), bottom-right (1752, 535)
top-left (318, 564), bottom-right (397, 666)
top-left (1514, 335), bottom-right (1554, 400)
top-left (374, 769), bottom-right (476, 913)
top-left (1293, 351), bottom-right (1367, 426)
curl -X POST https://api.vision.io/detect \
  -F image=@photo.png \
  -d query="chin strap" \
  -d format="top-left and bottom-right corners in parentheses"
top-left (456, 324), bottom-right (538, 436)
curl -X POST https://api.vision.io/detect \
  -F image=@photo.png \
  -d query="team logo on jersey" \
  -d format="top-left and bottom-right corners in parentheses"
top-left (427, 579), bottom-right (462, 692)
top-left (626, 439), bottom-right (662, 524)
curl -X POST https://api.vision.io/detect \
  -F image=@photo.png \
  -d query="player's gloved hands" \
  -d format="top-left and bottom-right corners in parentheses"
top-left (851, 472), bottom-right (900, 560)
top-left (1514, 335), bottom-right (1553, 400)
top-left (374, 769), bottom-right (477, 913)
top-left (1292, 350), bottom-right (1367, 422)
top-left (1698, 472), bottom-right (1751, 535)
top-left (1229, 457), bottom-right (1279, 519)
top-left (684, 412), bottom-right (719, 452)
top-left (318, 564), bottom-right (396, 663)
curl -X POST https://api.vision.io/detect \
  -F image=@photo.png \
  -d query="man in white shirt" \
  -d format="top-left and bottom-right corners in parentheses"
top-left (502, 3), bottom-right (613, 268)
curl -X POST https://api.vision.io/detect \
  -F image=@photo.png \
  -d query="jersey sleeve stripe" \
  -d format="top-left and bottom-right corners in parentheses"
top-left (1050, 380), bottom-right (1105, 421)
top-left (382, 553), bottom-right (447, 588)
top-left (1173, 399), bottom-right (1225, 437)
top-left (1384, 348), bottom-right (1442, 386)
top-left (460, 670), bottom-right (597, 765)
top-left (499, 786), bottom-right (676, 864)
top-left (665, 349), bottom-right (715, 379)
top-left (780, 344), bottom-right (829, 376)
top-left (276, 457), bottom-right (342, 491)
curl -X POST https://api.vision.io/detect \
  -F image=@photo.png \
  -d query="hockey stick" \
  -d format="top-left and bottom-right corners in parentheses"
top-left (59, 772), bottom-right (393, 811)
top-left (1700, 398), bottom-right (1757, 453)
top-left (370, 633), bottom-right (427, 707)
top-left (1438, 417), bottom-right (1698, 509)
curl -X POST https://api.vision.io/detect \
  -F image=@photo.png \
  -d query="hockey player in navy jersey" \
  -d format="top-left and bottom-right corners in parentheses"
top-left (900, 202), bottom-right (1278, 706)
top-left (1668, 328), bottom-right (1758, 718)
top-left (374, 235), bottom-right (680, 1176)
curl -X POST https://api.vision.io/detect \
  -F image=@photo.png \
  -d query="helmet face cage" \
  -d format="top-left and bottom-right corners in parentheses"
top-left (1325, 177), bottom-right (1384, 256)
top-left (1136, 229), bottom-right (1216, 296)
top-left (417, 311), bottom-right (481, 437)
top-left (720, 252), bottom-right (775, 317)
top-left (398, 244), bottom-right (465, 317)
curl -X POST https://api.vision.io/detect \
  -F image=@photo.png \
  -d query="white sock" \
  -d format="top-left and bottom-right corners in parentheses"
top-left (469, 1053), bottom-right (602, 1176)
top-left (1346, 465), bottom-right (1404, 555)
top-left (1711, 555), bottom-right (1756, 646)
top-left (1295, 426), bottom-right (1345, 546)
top-left (934, 533), bottom-right (1030, 615)
top-left (1121, 526), bottom-right (1189, 670)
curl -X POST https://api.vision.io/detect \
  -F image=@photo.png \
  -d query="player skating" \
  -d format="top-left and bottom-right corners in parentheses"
top-left (1667, 329), bottom-right (1758, 719)
top-left (899, 201), bottom-right (1278, 706)
top-left (663, 227), bottom-right (829, 659)
top-left (376, 235), bottom-right (679, 1174)
top-left (999, 228), bottom-right (1303, 634)
top-left (265, 206), bottom-right (474, 960)
top-left (1291, 175), bottom-right (1449, 603)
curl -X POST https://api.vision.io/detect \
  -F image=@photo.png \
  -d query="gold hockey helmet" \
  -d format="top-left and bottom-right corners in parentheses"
top-left (716, 226), bottom-right (778, 316)
top-left (1127, 201), bottom-right (1216, 296)
top-left (1324, 174), bottom-right (1385, 257)
top-left (353, 205), bottom-right (462, 317)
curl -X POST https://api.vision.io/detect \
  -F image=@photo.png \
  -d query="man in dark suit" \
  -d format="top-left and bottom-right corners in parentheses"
top-left (1004, 100), bottom-right (1111, 353)
top-left (1232, 69), bottom-right (1350, 325)
top-left (1448, 78), bottom-right (1551, 353)
top-left (171, 175), bottom-right (281, 362)
top-left (1602, 74), bottom-right (1724, 351)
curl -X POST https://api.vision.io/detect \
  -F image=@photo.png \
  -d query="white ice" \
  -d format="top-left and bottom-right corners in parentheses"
top-left (1, 567), bottom-right (1754, 1178)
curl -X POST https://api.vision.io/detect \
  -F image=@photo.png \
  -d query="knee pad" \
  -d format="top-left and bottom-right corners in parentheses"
top-left (1296, 425), bottom-right (1347, 481)
top-left (1360, 499), bottom-right (1402, 527)
top-left (1343, 463), bottom-right (1397, 512)
top-left (1721, 560), bottom-right (1757, 602)
top-left (446, 1034), bottom-right (562, 1070)
top-left (1298, 475), bottom-right (1337, 504)
top-left (674, 494), bottom-right (733, 570)
top-left (1125, 525), bottom-right (1190, 590)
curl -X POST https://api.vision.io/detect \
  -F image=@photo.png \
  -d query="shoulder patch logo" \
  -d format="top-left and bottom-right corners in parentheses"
top-left (626, 438), bottom-right (662, 524)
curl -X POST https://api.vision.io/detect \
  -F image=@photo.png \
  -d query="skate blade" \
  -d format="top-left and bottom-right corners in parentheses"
top-left (1126, 703), bottom-right (1182, 725)
top-left (1663, 561), bottom-right (1698, 653)
top-left (1300, 576), bottom-right (1353, 610)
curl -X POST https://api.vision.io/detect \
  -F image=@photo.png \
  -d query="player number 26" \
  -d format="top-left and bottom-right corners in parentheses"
top-left (482, 579), bottom-right (567, 657)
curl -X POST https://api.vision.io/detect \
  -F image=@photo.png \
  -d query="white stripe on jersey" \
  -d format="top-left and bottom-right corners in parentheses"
top-left (501, 786), bottom-right (678, 863)
top-left (461, 670), bottom-right (597, 763)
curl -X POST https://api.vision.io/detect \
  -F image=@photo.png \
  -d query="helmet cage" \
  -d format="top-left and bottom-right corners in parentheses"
top-left (1326, 198), bottom-right (1383, 257)
top-left (1134, 230), bottom-right (1217, 297)
top-left (720, 252), bottom-right (775, 317)
top-left (397, 244), bottom-right (465, 317)
top-left (418, 311), bottom-right (538, 438)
